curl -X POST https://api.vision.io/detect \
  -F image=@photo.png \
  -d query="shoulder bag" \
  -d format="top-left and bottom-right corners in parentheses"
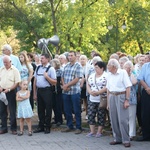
top-left (94, 74), bottom-right (107, 108)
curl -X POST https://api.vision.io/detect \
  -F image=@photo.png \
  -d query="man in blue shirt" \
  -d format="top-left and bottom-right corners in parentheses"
top-left (137, 58), bottom-right (150, 141)
top-left (33, 53), bottom-right (57, 134)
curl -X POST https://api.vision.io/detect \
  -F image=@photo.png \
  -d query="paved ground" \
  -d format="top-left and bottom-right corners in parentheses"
top-left (0, 112), bottom-right (150, 150)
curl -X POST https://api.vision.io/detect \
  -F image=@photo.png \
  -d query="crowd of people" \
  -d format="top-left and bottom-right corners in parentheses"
top-left (0, 44), bottom-right (150, 148)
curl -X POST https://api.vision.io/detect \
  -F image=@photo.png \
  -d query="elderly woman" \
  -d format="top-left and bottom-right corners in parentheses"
top-left (86, 61), bottom-right (107, 138)
top-left (86, 56), bottom-right (102, 78)
top-left (123, 61), bottom-right (138, 140)
top-left (119, 56), bottom-right (129, 69)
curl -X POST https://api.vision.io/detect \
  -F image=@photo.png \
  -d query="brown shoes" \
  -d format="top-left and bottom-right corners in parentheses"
top-left (74, 129), bottom-right (82, 134)
top-left (61, 128), bottom-right (74, 132)
top-left (0, 130), bottom-right (8, 134)
top-left (0, 130), bottom-right (17, 135)
top-left (123, 143), bottom-right (131, 148)
top-left (12, 130), bottom-right (17, 135)
top-left (110, 141), bottom-right (130, 148)
top-left (109, 141), bottom-right (122, 145)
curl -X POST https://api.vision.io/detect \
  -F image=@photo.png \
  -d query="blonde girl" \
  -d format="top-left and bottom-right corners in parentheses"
top-left (16, 80), bottom-right (33, 136)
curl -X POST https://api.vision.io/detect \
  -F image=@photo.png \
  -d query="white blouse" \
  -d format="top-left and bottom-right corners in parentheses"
top-left (88, 72), bottom-right (107, 103)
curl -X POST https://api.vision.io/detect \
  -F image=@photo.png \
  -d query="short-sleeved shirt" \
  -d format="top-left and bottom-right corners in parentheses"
top-left (0, 65), bottom-right (21, 89)
top-left (61, 62), bottom-right (83, 95)
top-left (106, 68), bottom-right (132, 92)
top-left (34, 63), bottom-right (56, 88)
top-left (20, 64), bottom-right (33, 80)
top-left (88, 72), bottom-right (108, 103)
top-left (137, 62), bottom-right (150, 87)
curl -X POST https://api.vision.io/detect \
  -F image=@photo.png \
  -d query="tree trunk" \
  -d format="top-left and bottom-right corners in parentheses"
top-left (138, 42), bottom-right (144, 54)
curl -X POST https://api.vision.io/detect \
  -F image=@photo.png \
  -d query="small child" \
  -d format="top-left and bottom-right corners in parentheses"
top-left (16, 80), bottom-right (33, 136)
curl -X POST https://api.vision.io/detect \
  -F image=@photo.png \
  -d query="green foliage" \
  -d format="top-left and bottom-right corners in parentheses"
top-left (0, 0), bottom-right (150, 60)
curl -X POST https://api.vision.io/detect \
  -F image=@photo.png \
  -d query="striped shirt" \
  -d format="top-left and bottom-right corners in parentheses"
top-left (62, 62), bottom-right (83, 95)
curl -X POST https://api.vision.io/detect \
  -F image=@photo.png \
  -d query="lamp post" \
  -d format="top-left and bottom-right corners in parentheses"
top-left (108, 22), bottom-right (127, 52)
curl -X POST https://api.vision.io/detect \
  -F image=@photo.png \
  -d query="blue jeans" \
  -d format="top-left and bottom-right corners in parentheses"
top-left (62, 93), bottom-right (82, 129)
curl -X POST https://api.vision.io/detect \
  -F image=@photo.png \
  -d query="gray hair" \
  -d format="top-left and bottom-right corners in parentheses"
top-left (79, 55), bottom-right (87, 61)
top-left (92, 56), bottom-right (102, 64)
top-left (2, 44), bottom-right (12, 53)
top-left (110, 53), bottom-right (119, 60)
top-left (35, 53), bottom-right (41, 58)
top-left (59, 54), bottom-right (66, 60)
top-left (123, 61), bottom-right (133, 69)
top-left (50, 58), bottom-right (61, 69)
top-left (108, 59), bottom-right (120, 69)
top-left (127, 55), bottom-right (133, 61)
top-left (119, 56), bottom-right (129, 63)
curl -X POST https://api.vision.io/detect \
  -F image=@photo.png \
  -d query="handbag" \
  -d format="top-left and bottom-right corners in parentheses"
top-left (99, 95), bottom-right (107, 108)
top-left (94, 74), bottom-right (107, 108)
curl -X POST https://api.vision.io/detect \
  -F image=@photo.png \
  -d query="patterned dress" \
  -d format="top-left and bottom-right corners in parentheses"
top-left (17, 91), bottom-right (33, 118)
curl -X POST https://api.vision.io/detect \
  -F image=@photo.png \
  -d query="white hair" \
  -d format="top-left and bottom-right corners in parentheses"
top-left (110, 53), bottom-right (119, 60)
top-left (2, 44), bottom-right (12, 53)
top-left (92, 56), bottom-right (102, 64)
top-left (123, 61), bottom-right (133, 69)
top-left (59, 54), bottom-right (66, 60)
top-left (108, 59), bottom-right (120, 69)
top-left (2, 55), bottom-right (11, 61)
top-left (79, 55), bottom-right (87, 60)
top-left (119, 56), bottom-right (129, 63)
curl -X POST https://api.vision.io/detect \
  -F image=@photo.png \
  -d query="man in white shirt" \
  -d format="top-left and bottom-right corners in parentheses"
top-left (106, 59), bottom-right (132, 148)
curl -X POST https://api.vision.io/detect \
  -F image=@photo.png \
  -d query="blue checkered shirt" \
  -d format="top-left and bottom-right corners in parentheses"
top-left (62, 62), bottom-right (83, 95)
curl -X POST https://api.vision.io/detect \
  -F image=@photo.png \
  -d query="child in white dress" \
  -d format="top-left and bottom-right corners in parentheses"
top-left (16, 80), bottom-right (33, 136)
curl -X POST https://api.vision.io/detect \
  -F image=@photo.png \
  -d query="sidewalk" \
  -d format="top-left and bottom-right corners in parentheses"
top-left (0, 111), bottom-right (150, 150)
top-left (0, 127), bottom-right (150, 150)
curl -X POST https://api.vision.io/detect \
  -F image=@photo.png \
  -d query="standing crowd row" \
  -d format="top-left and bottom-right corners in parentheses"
top-left (0, 44), bottom-right (150, 148)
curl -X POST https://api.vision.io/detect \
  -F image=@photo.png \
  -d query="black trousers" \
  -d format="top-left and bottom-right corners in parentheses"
top-left (29, 89), bottom-right (34, 110)
top-left (37, 87), bottom-right (52, 129)
top-left (136, 97), bottom-right (142, 127)
top-left (0, 90), bottom-right (17, 131)
top-left (141, 89), bottom-right (150, 140)
top-left (52, 92), bottom-right (63, 124)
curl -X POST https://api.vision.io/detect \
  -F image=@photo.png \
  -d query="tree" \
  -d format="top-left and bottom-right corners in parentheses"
top-left (0, 0), bottom-right (150, 60)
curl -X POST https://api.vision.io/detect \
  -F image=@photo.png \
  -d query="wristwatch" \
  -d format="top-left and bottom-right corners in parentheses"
top-left (8, 89), bottom-right (11, 92)
top-left (125, 98), bottom-right (129, 100)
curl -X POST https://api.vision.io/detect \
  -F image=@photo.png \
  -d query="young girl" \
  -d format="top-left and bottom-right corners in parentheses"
top-left (16, 80), bottom-right (33, 136)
